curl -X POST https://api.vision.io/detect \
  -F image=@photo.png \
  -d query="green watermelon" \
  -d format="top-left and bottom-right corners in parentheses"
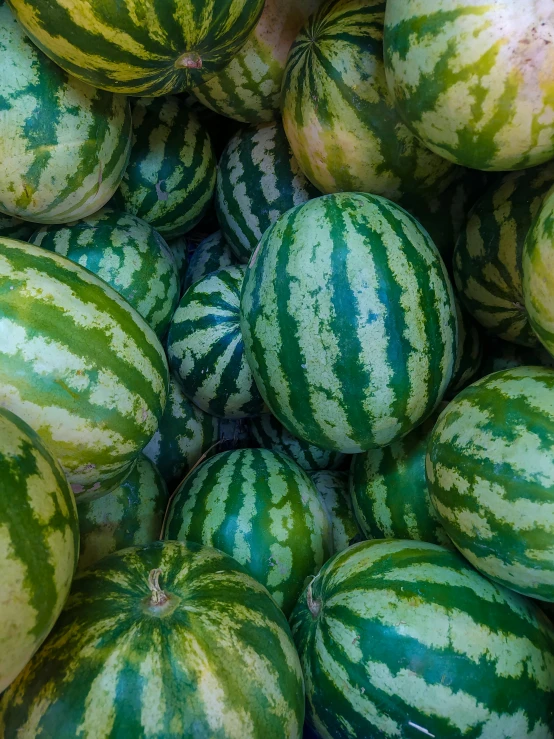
top-left (216, 121), bottom-right (319, 262)
top-left (5, 0), bottom-right (266, 96)
top-left (164, 448), bottom-right (332, 615)
top-left (219, 418), bottom-right (254, 451)
top-left (0, 238), bottom-right (169, 500)
top-left (240, 192), bottom-right (457, 453)
top-left (447, 300), bottom-right (482, 398)
top-left (310, 471), bottom-right (362, 554)
top-left (0, 214), bottom-right (34, 241)
top-left (281, 0), bottom-right (456, 200)
top-left (0, 407), bottom-right (78, 692)
top-left (168, 265), bottom-right (265, 419)
top-left (166, 236), bottom-right (189, 291)
top-left (291, 539), bottom-right (554, 739)
top-left (183, 230), bottom-right (236, 291)
top-left (454, 163), bottom-right (554, 347)
top-left (77, 454), bottom-right (168, 571)
top-left (427, 366), bottom-right (554, 601)
top-left (29, 209), bottom-right (180, 338)
top-left (0, 540), bottom-right (304, 737)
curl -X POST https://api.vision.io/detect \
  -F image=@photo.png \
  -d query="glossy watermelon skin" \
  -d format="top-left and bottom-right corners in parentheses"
top-left (0, 407), bottom-right (78, 693)
top-left (164, 448), bottom-right (332, 615)
top-left (0, 238), bottom-right (169, 500)
top-left (427, 367), bottom-right (554, 601)
top-left (5, 0), bottom-right (266, 96)
top-left (291, 539), bottom-right (554, 739)
top-left (183, 230), bottom-right (236, 291)
top-left (310, 471), bottom-right (362, 554)
top-left (447, 300), bottom-right (482, 398)
top-left (0, 541), bottom-right (305, 738)
top-left (240, 192), bottom-right (457, 454)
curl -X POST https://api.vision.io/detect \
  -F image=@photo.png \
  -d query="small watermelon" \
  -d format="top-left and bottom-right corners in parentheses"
top-left (183, 230), bottom-right (236, 291)
top-left (310, 471), bottom-right (362, 554)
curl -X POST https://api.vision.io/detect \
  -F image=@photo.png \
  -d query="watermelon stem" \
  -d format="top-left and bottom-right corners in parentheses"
top-left (306, 579), bottom-right (321, 619)
top-left (148, 568), bottom-right (169, 606)
top-left (175, 52), bottom-right (203, 70)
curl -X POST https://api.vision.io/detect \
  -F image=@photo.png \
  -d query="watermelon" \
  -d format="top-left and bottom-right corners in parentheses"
top-left (193, 0), bottom-right (322, 123)
top-left (5, 0), bottom-right (266, 96)
top-left (480, 338), bottom-right (554, 378)
top-left (164, 448), bottom-right (332, 615)
top-left (0, 214), bottom-right (34, 241)
top-left (219, 418), bottom-right (254, 451)
top-left (29, 209), bottom-right (180, 338)
top-left (448, 300), bottom-right (482, 398)
top-left (281, 0), bottom-right (456, 200)
top-left (426, 366), bottom-right (554, 601)
top-left (0, 407), bottom-right (78, 692)
top-left (77, 454), bottom-right (168, 571)
top-left (183, 230), bottom-right (236, 291)
top-left (0, 238), bottom-right (169, 500)
top-left (310, 470), bottom-right (362, 554)
top-left (0, 1), bottom-right (131, 224)
top-left (166, 236), bottom-right (189, 290)
top-left (0, 540), bottom-right (305, 738)
top-left (168, 265), bottom-right (265, 419)
top-left (216, 121), bottom-right (319, 262)
top-left (114, 96), bottom-right (216, 239)
top-left (183, 94), bottom-right (246, 159)
top-left (454, 163), bottom-right (554, 347)
top-left (291, 539), bottom-right (554, 739)
top-left (240, 192), bottom-right (457, 454)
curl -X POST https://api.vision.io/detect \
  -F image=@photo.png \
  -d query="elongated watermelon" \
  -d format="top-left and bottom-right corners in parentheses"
top-left (0, 238), bottom-right (169, 500)
top-left (164, 448), bottom-right (332, 615)
top-left (447, 300), bottom-right (482, 398)
top-left (291, 539), bottom-right (554, 739)
top-left (240, 193), bottom-right (457, 453)
top-left (310, 471), bottom-right (362, 554)
top-left (183, 230), bottom-right (236, 291)
top-left (0, 541), bottom-right (304, 738)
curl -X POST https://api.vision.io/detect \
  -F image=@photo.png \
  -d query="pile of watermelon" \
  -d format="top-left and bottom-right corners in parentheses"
top-left (1, 0), bottom-right (554, 736)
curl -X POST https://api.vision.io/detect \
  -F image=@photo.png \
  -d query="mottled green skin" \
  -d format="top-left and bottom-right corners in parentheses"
top-left (115, 96), bottom-right (216, 239)
top-left (240, 193), bottom-right (457, 454)
top-left (480, 338), bottom-right (554, 378)
top-left (448, 300), bottom-right (482, 398)
top-left (310, 471), bottom-right (362, 554)
top-left (0, 215), bottom-right (34, 241)
top-left (216, 121), bottom-right (319, 262)
top-left (0, 408), bottom-right (78, 692)
top-left (427, 367), bottom-right (554, 601)
top-left (0, 541), bottom-right (304, 738)
top-left (183, 230), bottom-right (236, 291)
top-left (454, 163), bottom-right (554, 347)
top-left (6, 0), bottom-right (266, 95)
top-left (291, 539), bottom-right (554, 739)
top-left (30, 209), bottom-right (179, 338)
top-left (165, 449), bottom-right (332, 615)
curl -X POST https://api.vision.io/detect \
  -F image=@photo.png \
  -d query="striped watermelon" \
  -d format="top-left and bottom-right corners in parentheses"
top-left (448, 300), bottom-right (482, 398)
top-left (454, 163), bottom-right (554, 347)
top-left (164, 448), bottom-right (332, 615)
top-left (0, 214), bottom-right (34, 241)
top-left (216, 121), bottom-right (319, 262)
top-left (0, 407), bottom-right (78, 692)
top-left (183, 230), bottom-right (236, 291)
top-left (0, 541), bottom-right (304, 738)
top-left (0, 2), bottom-right (131, 225)
top-left (427, 366), bottom-right (554, 601)
top-left (291, 539), bottom-right (554, 739)
top-left (5, 0), bottom-right (266, 96)
top-left (193, 0), bottom-right (322, 123)
top-left (166, 235), bottom-right (189, 289)
top-left (281, 0), bottom-right (456, 201)
top-left (310, 471), bottom-right (362, 554)
top-left (0, 238), bottom-right (169, 500)
top-left (240, 193), bottom-right (457, 454)
top-left (30, 209), bottom-right (180, 338)
top-left (77, 454), bottom-right (168, 571)
top-left (168, 265), bottom-right (265, 419)
top-left (143, 374), bottom-right (220, 492)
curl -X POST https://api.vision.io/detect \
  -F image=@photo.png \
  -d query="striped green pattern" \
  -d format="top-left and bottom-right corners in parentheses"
top-left (0, 2), bottom-right (131, 224)
top-left (78, 454), bottom-right (168, 571)
top-left (291, 539), bottom-right (554, 739)
top-left (183, 230), bottom-right (236, 291)
top-left (448, 300), bottom-right (482, 397)
top-left (281, 0), bottom-right (456, 200)
top-left (168, 265), bottom-right (265, 419)
top-left (311, 471), bottom-right (362, 554)
top-left (427, 366), bottom-right (554, 601)
top-left (240, 193), bottom-right (457, 453)
top-left (30, 209), bottom-right (180, 338)
top-left (0, 541), bottom-right (304, 738)
top-left (454, 163), bottom-right (554, 347)
top-left (6, 0), bottom-right (266, 96)
top-left (165, 449), bottom-right (332, 615)
top-left (166, 235), bottom-right (189, 288)
top-left (216, 121), bottom-right (319, 262)
top-left (0, 215), bottom-right (34, 241)
top-left (384, 1), bottom-right (554, 170)
top-left (0, 408), bottom-right (78, 693)
top-left (0, 238), bottom-right (169, 500)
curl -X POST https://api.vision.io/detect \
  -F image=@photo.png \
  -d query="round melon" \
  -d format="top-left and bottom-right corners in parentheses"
top-left (447, 300), bottom-right (482, 398)
top-left (310, 470), bottom-right (362, 554)
top-left (183, 230), bottom-right (236, 291)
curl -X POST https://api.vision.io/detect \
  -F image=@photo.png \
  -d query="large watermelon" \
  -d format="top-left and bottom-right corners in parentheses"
top-left (183, 230), bottom-right (236, 291)
top-left (0, 407), bottom-right (78, 692)
top-left (281, 0), bottom-right (456, 200)
top-left (291, 539), bottom-right (554, 739)
top-left (0, 1), bottom-right (131, 224)
top-left (164, 448), bottom-right (332, 615)
top-left (240, 193), bottom-right (457, 453)
top-left (310, 471), bottom-right (362, 554)
top-left (384, 1), bottom-right (554, 171)
top-left (427, 366), bottom-right (554, 601)
top-left (5, 0), bottom-right (266, 96)
top-left (0, 238), bottom-right (169, 500)
top-left (0, 541), bottom-right (305, 737)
